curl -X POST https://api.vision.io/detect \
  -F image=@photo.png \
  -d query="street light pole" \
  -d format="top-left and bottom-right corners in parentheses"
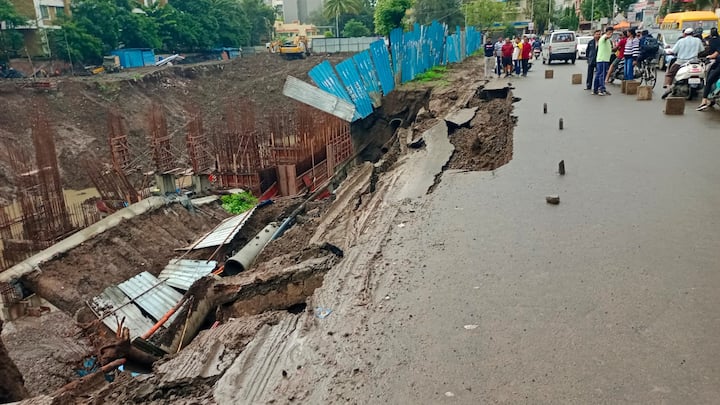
top-left (591, 0), bottom-right (594, 29)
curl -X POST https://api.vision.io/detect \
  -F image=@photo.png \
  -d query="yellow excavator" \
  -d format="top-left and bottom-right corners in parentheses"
top-left (269, 36), bottom-right (311, 60)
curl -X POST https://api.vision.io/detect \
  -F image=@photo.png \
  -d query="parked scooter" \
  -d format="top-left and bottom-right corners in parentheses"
top-left (666, 58), bottom-right (706, 100)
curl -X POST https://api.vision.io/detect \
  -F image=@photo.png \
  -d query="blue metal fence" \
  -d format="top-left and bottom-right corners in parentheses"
top-left (305, 20), bottom-right (483, 121)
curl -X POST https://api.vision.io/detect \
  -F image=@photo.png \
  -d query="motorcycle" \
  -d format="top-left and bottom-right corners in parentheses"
top-left (533, 48), bottom-right (541, 60)
top-left (666, 58), bottom-right (706, 100)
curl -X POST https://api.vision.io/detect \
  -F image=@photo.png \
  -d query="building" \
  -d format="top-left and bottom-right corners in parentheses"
top-left (283, 0), bottom-right (323, 24)
top-left (274, 21), bottom-right (319, 37)
top-left (10, 0), bottom-right (70, 57)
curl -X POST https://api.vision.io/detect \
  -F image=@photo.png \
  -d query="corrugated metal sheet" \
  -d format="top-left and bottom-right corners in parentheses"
top-left (309, 61), bottom-right (360, 121)
top-left (90, 285), bottom-right (156, 340)
top-left (283, 76), bottom-right (356, 122)
top-left (190, 207), bottom-right (256, 250)
top-left (117, 272), bottom-right (183, 322)
top-left (351, 51), bottom-right (382, 107)
top-left (369, 40), bottom-right (395, 95)
top-left (159, 259), bottom-right (218, 291)
top-left (335, 59), bottom-right (374, 119)
top-left (390, 27), bottom-right (404, 82)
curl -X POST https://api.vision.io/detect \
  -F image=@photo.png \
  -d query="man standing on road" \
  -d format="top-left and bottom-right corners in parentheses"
top-left (501, 38), bottom-right (514, 77)
top-left (484, 39), bottom-right (496, 78)
top-left (585, 30), bottom-right (601, 90)
top-left (662, 27), bottom-right (705, 98)
top-left (593, 27), bottom-right (614, 96)
top-left (494, 37), bottom-right (504, 76)
top-left (521, 36), bottom-right (532, 76)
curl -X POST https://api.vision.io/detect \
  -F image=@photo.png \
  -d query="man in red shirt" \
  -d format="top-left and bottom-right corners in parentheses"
top-left (501, 38), bottom-right (514, 77)
top-left (520, 36), bottom-right (532, 76)
top-left (606, 30), bottom-right (627, 83)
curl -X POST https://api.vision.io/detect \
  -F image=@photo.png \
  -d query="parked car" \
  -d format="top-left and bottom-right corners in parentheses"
top-left (657, 30), bottom-right (683, 70)
top-left (577, 36), bottom-right (593, 59)
top-left (542, 30), bottom-right (578, 64)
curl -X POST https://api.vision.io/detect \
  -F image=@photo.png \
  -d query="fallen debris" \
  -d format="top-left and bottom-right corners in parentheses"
top-left (559, 160), bottom-right (566, 175)
top-left (546, 195), bottom-right (561, 205)
top-left (444, 107), bottom-right (478, 128)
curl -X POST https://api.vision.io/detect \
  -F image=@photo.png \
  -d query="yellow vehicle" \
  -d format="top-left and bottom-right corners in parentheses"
top-left (659, 11), bottom-right (719, 33)
top-left (269, 36), bottom-right (310, 59)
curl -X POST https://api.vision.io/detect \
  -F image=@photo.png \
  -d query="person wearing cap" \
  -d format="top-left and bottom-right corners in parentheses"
top-left (697, 27), bottom-right (720, 111)
top-left (662, 27), bottom-right (705, 98)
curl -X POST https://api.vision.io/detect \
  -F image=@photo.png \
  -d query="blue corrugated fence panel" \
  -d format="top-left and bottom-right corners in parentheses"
top-left (390, 28), bottom-right (404, 84)
top-left (352, 51), bottom-right (382, 105)
top-left (370, 40), bottom-right (394, 95)
top-left (335, 59), bottom-right (374, 119)
top-left (309, 61), bottom-right (352, 103)
top-left (142, 50), bottom-right (156, 66)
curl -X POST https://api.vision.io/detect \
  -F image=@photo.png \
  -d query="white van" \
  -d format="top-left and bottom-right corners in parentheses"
top-left (542, 30), bottom-right (578, 65)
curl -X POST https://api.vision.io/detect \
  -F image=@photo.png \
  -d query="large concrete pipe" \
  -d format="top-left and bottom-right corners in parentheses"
top-left (224, 222), bottom-right (279, 275)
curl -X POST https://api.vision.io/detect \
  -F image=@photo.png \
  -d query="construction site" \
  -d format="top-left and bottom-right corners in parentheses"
top-left (0, 34), bottom-right (515, 403)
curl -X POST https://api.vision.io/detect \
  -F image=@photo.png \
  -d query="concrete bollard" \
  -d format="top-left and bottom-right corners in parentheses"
top-left (571, 74), bottom-right (582, 84)
top-left (626, 81), bottom-right (640, 95)
top-left (664, 97), bottom-right (685, 115)
top-left (637, 86), bottom-right (653, 100)
top-left (621, 80), bottom-right (628, 93)
top-left (545, 70), bottom-right (554, 79)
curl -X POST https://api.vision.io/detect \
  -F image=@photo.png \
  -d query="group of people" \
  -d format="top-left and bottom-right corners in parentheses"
top-left (483, 36), bottom-right (542, 78)
top-left (583, 27), bottom-right (659, 96)
top-left (661, 26), bottom-right (719, 111)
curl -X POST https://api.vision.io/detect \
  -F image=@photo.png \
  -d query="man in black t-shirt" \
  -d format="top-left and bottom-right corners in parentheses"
top-left (484, 39), bottom-right (496, 78)
top-left (697, 27), bottom-right (720, 111)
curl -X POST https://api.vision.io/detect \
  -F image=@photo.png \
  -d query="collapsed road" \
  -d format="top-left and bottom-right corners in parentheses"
top-left (0, 53), bottom-right (517, 403)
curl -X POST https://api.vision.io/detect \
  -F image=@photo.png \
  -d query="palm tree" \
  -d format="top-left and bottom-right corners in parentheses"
top-left (323, 0), bottom-right (362, 38)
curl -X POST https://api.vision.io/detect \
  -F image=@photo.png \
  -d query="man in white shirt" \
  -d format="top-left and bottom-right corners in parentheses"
top-left (663, 27), bottom-right (705, 93)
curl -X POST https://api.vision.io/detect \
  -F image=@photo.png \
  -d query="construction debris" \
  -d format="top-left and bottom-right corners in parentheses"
top-left (444, 107), bottom-right (478, 128)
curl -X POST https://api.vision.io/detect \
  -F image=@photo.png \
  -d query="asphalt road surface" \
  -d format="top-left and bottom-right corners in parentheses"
top-left (361, 62), bottom-right (720, 403)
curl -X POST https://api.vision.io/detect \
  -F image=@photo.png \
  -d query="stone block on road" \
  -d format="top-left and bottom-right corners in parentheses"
top-left (636, 86), bottom-right (652, 100)
top-left (571, 74), bottom-right (582, 84)
top-left (664, 97), bottom-right (685, 115)
top-left (545, 70), bottom-right (554, 79)
top-left (626, 81), bottom-right (640, 95)
top-left (546, 195), bottom-right (560, 205)
top-left (621, 80), bottom-right (627, 93)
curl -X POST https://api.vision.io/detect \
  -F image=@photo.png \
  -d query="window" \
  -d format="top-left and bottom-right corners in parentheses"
top-left (40, 5), bottom-right (50, 19)
top-left (55, 7), bottom-right (65, 18)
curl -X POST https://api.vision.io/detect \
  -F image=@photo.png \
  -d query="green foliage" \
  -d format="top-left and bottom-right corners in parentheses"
top-left (343, 19), bottom-right (372, 37)
top-left (463, 0), bottom-right (508, 30)
top-left (375, 0), bottom-right (412, 35)
top-left (413, 65), bottom-right (447, 82)
top-left (414, 0), bottom-right (464, 27)
top-left (324, 0), bottom-right (363, 19)
top-left (556, 6), bottom-right (579, 30)
top-left (532, 0), bottom-right (551, 34)
top-left (47, 0), bottom-right (276, 64)
top-left (0, 0), bottom-right (28, 60)
top-left (580, 0), bottom-right (635, 21)
top-left (503, 24), bottom-right (517, 38)
top-left (221, 192), bottom-right (258, 214)
top-left (324, 30), bottom-right (335, 37)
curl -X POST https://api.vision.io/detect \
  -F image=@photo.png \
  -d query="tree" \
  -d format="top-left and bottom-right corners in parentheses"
top-left (343, 19), bottom-right (371, 37)
top-left (463, 0), bottom-right (507, 30)
top-left (374, 0), bottom-right (412, 35)
top-left (242, 0), bottom-right (276, 45)
top-left (324, 0), bottom-right (362, 37)
top-left (0, 0), bottom-right (25, 61)
top-left (339, 0), bottom-right (376, 36)
top-left (532, 0), bottom-right (551, 34)
top-left (49, 17), bottom-right (104, 64)
top-left (556, 6), bottom-right (579, 30)
top-left (414, 0), bottom-right (464, 27)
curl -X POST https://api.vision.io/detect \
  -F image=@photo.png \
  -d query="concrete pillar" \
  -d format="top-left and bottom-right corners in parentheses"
top-left (637, 86), bottom-right (652, 100)
top-left (664, 97), bottom-right (685, 115)
top-left (155, 174), bottom-right (176, 195)
top-left (191, 175), bottom-right (211, 194)
top-left (626, 81), bottom-right (640, 95)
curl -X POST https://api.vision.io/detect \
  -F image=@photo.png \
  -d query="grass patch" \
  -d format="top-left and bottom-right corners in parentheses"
top-left (221, 191), bottom-right (258, 214)
top-left (413, 65), bottom-right (448, 82)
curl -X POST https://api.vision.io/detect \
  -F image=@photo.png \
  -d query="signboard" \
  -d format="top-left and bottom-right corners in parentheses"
top-left (528, 22), bottom-right (535, 31)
